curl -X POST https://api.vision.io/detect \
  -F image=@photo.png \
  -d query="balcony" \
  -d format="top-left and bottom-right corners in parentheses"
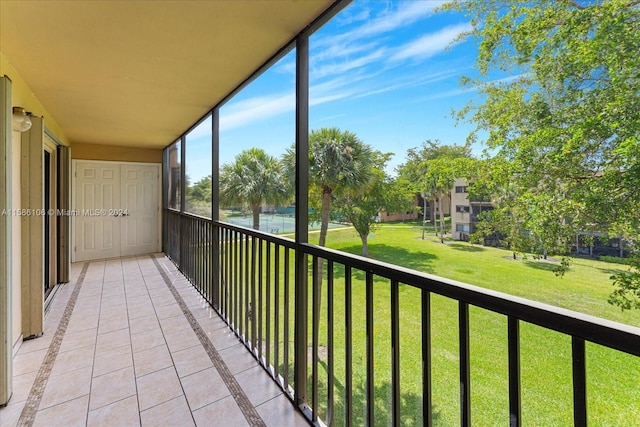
top-left (163, 210), bottom-right (640, 426)
top-left (1, 255), bottom-right (304, 426)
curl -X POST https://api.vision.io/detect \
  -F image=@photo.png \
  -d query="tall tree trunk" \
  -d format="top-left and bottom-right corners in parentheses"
top-left (361, 234), bottom-right (369, 257)
top-left (252, 205), bottom-right (260, 230)
top-left (438, 194), bottom-right (445, 243)
top-left (314, 188), bottom-right (332, 359)
top-left (319, 190), bottom-right (332, 247)
top-left (422, 194), bottom-right (428, 240)
top-left (433, 197), bottom-right (439, 236)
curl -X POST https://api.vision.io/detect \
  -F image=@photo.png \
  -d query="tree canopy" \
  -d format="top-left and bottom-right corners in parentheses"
top-left (444, 0), bottom-right (640, 306)
top-left (220, 148), bottom-right (289, 230)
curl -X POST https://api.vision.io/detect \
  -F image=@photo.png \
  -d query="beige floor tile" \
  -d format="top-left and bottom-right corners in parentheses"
top-left (65, 315), bottom-right (100, 333)
top-left (97, 315), bottom-right (129, 335)
top-left (235, 366), bottom-right (282, 407)
top-left (100, 295), bottom-right (127, 309)
top-left (12, 348), bottom-right (48, 376)
top-left (136, 366), bottom-right (183, 411)
top-left (155, 303), bottom-right (183, 320)
top-left (256, 395), bottom-right (308, 427)
top-left (164, 328), bottom-right (200, 354)
top-left (93, 344), bottom-right (133, 377)
top-left (181, 367), bottom-right (229, 411)
top-left (193, 395), bottom-right (249, 427)
top-left (99, 305), bottom-right (129, 320)
top-left (172, 345), bottom-right (213, 378)
top-left (7, 370), bottom-right (38, 405)
top-left (128, 304), bottom-right (157, 320)
top-left (218, 344), bottom-right (258, 375)
top-left (159, 315), bottom-right (191, 335)
top-left (89, 366), bottom-right (137, 410)
top-left (129, 314), bottom-right (160, 336)
top-left (32, 395), bottom-right (90, 427)
top-left (16, 334), bottom-right (54, 355)
top-left (95, 327), bottom-right (131, 353)
top-left (87, 395), bottom-right (140, 427)
top-left (131, 328), bottom-right (165, 354)
top-left (150, 294), bottom-right (176, 308)
top-left (59, 328), bottom-right (98, 353)
top-left (209, 328), bottom-right (243, 352)
top-left (50, 344), bottom-right (95, 376)
top-left (39, 365), bottom-right (92, 410)
top-left (140, 395), bottom-right (195, 427)
top-left (0, 400), bottom-right (25, 426)
top-left (133, 344), bottom-right (173, 377)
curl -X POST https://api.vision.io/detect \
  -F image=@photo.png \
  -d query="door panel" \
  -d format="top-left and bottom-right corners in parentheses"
top-left (120, 164), bottom-right (159, 257)
top-left (74, 162), bottom-right (121, 261)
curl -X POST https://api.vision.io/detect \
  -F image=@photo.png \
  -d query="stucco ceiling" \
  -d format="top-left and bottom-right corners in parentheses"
top-left (0, 0), bottom-right (336, 148)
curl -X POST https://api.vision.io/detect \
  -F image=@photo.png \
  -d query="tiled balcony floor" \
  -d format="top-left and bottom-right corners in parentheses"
top-left (0, 254), bottom-right (307, 427)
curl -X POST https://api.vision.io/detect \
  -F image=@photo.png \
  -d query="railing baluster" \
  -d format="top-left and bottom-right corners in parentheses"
top-left (460, 301), bottom-right (471, 427)
top-left (345, 265), bottom-right (353, 427)
top-left (366, 271), bottom-right (374, 426)
top-left (250, 236), bottom-right (256, 347)
top-left (327, 260), bottom-right (334, 426)
top-left (274, 244), bottom-right (280, 381)
top-left (264, 242), bottom-right (270, 367)
top-left (508, 316), bottom-right (521, 427)
top-left (283, 247), bottom-right (290, 391)
top-left (572, 337), bottom-right (587, 427)
top-left (391, 279), bottom-right (400, 427)
top-left (254, 239), bottom-right (262, 358)
top-left (312, 255), bottom-right (319, 422)
top-left (423, 289), bottom-right (433, 427)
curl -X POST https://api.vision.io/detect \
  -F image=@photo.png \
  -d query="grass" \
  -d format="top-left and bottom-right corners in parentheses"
top-left (308, 222), bottom-right (640, 425)
top-left (211, 220), bottom-right (640, 426)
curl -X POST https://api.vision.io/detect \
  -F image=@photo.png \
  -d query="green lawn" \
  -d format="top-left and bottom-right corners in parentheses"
top-left (303, 222), bottom-right (640, 426)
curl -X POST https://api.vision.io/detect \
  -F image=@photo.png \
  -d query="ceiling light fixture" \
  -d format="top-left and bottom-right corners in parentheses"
top-left (12, 107), bottom-right (32, 132)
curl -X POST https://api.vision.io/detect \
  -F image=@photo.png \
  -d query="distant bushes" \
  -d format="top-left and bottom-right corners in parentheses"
top-left (599, 256), bottom-right (632, 265)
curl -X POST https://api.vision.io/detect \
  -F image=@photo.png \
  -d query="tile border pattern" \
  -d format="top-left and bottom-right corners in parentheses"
top-left (150, 255), bottom-right (268, 427)
top-left (17, 262), bottom-right (89, 426)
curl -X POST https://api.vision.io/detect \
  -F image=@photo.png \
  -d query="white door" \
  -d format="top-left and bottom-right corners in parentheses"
top-left (73, 161), bottom-right (160, 262)
top-left (120, 163), bottom-right (159, 257)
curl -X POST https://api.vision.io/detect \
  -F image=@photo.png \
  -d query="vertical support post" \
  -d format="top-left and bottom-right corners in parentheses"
top-left (508, 316), bottom-right (521, 427)
top-left (162, 147), bottom-right (169, 252)
top-left (572, 337), bottom-right (587, 427)
top-left (0, 76), bottom-right (13, 406)
top-left (21, 116), bottom-right (44, 338)
top-left (180, 136), bottom-right (186, 213)
top-left (211, 108), bottom-right (220, 308)
top-left (293, 33), bottom-right (310, 407)
top-left (56, 145), bottom-right (70, 283)
top-left (422, 290), bottom-right (432, 427)
top-left (459, 301), bottom-right (471, 426)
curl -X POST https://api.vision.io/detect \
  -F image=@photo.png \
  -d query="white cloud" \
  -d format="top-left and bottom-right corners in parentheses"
top-left (390, 22), bottom-right (473, 62)
top-left (357, 1), bottom-right (445, 37)
top-left (220, 93), bottom-right (295, 131)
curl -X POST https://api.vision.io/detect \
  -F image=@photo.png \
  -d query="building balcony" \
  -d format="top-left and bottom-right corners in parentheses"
top-left (0, 255), bottom-right (304, 427)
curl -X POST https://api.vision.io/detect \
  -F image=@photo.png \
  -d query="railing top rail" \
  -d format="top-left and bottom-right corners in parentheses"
top-left (213, 219), bottom-right (297, 248)
top-left (167, 209), bottom-right (212, 222)
top-left (299, 242), bottom-right (640, 357)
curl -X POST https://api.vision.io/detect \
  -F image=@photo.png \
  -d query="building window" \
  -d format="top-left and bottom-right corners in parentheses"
top-left (456, 205), bottom-right (470, 213)
top-left (456, 224), bottom-right (470, 233)
top-left (455, 186), bottom-right (468, 193)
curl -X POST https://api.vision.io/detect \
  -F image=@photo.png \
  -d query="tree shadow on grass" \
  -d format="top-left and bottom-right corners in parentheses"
top-left (315, 360), bottom-right (442, 427)
top-left (522, 260), bottom-right (559, 273)
top-left (448, 243), bottom-right (486, 252)
top-left (335, 244), bottom-right (438, 274)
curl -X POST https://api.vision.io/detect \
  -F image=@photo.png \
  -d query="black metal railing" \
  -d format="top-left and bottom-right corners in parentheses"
top-left (164, 209), bottom-right (640, 426)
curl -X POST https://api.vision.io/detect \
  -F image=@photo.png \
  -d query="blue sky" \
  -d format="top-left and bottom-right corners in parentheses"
top-left (185, 0), bottom-right (504, 183)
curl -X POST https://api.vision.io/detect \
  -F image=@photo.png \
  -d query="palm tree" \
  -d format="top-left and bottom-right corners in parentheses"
top-left (308, 127), bottom-right (375, 247)
top-left (220, 148), bottom-right (289, 230)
